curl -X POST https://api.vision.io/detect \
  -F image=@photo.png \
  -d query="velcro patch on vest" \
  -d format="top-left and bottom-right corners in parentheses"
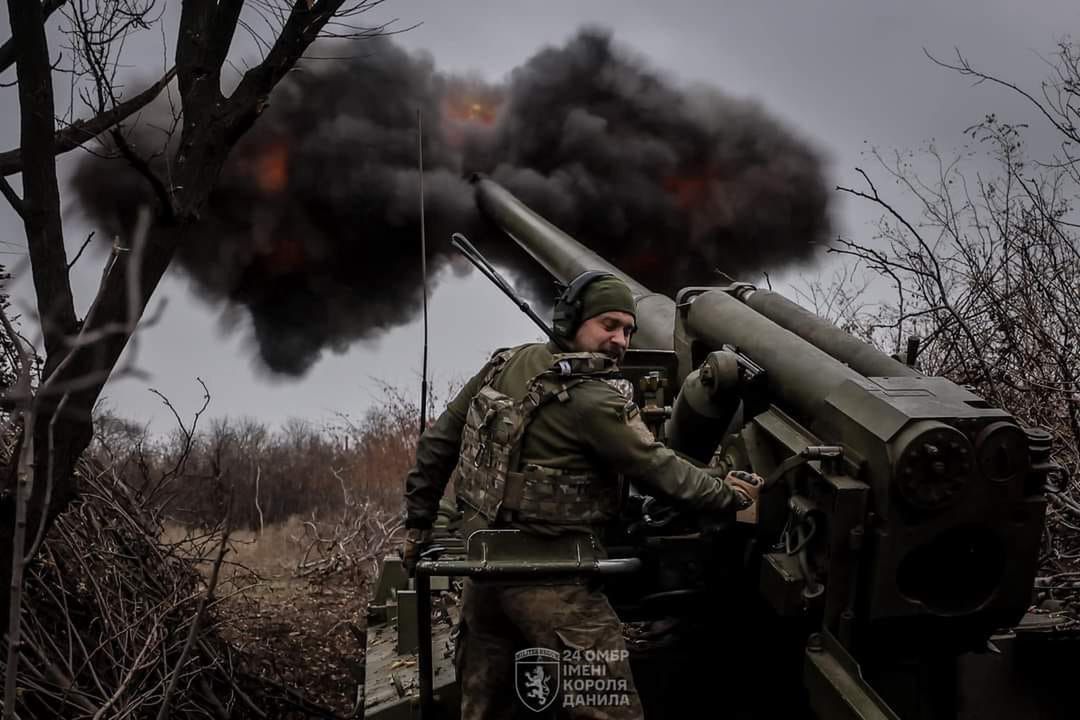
top-left (622, 400), bottom-right (640, 422)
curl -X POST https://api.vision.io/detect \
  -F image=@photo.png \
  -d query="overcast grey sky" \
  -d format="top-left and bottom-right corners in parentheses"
top-left (1, 0), bottom-right (1076, 434)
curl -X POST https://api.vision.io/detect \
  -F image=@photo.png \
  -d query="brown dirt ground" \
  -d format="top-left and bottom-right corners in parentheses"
top-left (171, 521), bottom-right (380, 719)
top-left (219, 571), bottom-right (372, 719)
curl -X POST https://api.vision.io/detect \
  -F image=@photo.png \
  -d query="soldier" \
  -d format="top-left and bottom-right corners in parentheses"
top-left (401, 272), bottom-right (761, 719)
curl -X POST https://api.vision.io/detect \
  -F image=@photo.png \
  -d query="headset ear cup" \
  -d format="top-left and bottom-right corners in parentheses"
top-left (552, 270), bottom-right (615, 340)
top-left (552, 299), bottom-right (576, 339)
top-left (566, 301), bottom-right (579, 339)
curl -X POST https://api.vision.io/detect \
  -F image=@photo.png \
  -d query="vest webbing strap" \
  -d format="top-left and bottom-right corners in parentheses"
top-left (500, 377), bottom-right (587, 516)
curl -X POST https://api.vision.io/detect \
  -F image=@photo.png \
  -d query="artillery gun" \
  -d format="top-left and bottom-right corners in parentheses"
top-left (361, 177), bottom-right (1061, 719)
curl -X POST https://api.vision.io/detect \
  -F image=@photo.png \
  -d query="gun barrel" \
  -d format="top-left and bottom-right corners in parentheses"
top-left (686, 290), bottom-right (871, 418)
top-left (473, 176), bottom-right (676, 349)
top-left (736, 287), bottom-right (919, 378)
top-left (472, 175), bottom-right (889, 413)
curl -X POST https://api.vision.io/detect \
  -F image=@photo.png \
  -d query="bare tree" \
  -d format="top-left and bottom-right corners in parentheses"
top-left (0, 0), bottom-right (396, 630)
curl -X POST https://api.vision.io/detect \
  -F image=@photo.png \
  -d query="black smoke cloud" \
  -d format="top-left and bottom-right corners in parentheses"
top-left (72, 29), bottom-right (832, 375)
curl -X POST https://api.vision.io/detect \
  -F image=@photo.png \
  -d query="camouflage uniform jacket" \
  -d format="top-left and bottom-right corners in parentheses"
top-left (404, 342), bottom-right (739, 537)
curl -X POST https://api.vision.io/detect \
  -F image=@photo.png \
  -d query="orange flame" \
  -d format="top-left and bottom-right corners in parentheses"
top-left (441, 95), bottom-right (499, 126)
top-left (256, 142), bottom-right (289, 194)
top-left (439, 83), bottom-right (503, 150)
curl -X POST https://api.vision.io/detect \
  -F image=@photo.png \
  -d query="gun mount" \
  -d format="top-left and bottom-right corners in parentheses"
top-left (362, 177), bottom-right (1058, 720)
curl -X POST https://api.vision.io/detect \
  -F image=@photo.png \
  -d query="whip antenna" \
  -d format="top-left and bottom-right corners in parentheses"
top-left (450, 232), bottom-right (572, 352)
top-left (418, 109), bottom-right (430, 436)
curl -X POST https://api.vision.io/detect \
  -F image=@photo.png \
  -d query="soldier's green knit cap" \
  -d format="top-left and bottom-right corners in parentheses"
top-left (581, 276), bottom-right (637, 322)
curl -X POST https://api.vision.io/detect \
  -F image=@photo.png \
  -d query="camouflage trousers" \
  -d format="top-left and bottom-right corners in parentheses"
top-left (456, 579), bottom-right (644, 720)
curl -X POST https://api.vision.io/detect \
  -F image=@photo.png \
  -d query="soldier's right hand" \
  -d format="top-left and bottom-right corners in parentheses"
top-left (724, 470), bottom-right (763, 509)
top-left (401, 528), bottom-right (432, 578)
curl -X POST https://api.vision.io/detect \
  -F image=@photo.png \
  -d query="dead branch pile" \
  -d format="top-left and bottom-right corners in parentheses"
top-left (294, 475), bottom-right (404, 583)
top-left (1, 459), bottom-right (253, 719)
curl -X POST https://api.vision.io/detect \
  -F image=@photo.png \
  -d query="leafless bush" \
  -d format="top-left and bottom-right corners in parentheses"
top-left (98, 382), bottom-right (431, 533)
top-left (79, 381), bottom-right (441, 591)
top-left (327, 382), bottom-right (439, 514)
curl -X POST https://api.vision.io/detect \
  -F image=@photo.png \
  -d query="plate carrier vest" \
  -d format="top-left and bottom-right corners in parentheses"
top-left (453, 346), bottom-right (628, 526)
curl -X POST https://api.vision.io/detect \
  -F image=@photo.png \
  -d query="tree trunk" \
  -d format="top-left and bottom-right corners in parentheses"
top-left (0, 0), bottom-right (357, 624)
top-left (1, 0), bottom-right (78, 624)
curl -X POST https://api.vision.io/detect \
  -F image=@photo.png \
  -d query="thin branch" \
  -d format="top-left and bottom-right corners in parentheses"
top-left (110, 128), bottom-right (175, 220)
top-left (0, 176), bottom-right (25, 219)
top-left (838, 167), bottom-right (1002, 401)
top-left (925, 47), bottom-right (1080, 144)
top-left (0, 67), bottom-right (177, 178)
top-left (155, 512), bottom-right (232, 720)
top-left (65, 230), bottom-right (95, 271)
top-left (1, 307), bottom-right (35, 720)
top-left (90, 616), bottom-right (163, 720)
top-left (254, 464), bottom-right (264, 536)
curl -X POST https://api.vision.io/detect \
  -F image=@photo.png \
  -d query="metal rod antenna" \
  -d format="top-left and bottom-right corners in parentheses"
top-left (450, 232), bottom-right (571, 351)
top-left (418, 109), bottom-right (430, 438)
top-left (416, 109), bottom-right (435, 720)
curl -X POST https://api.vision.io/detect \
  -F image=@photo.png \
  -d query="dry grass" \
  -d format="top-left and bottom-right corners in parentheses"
top-left (162, 515), bottom-right (312, 578)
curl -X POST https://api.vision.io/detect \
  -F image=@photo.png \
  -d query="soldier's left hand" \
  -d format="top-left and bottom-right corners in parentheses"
top-left (724, 470), bottom-right (764, 509)
top-left (401, 528), bottom-right (432, 577)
